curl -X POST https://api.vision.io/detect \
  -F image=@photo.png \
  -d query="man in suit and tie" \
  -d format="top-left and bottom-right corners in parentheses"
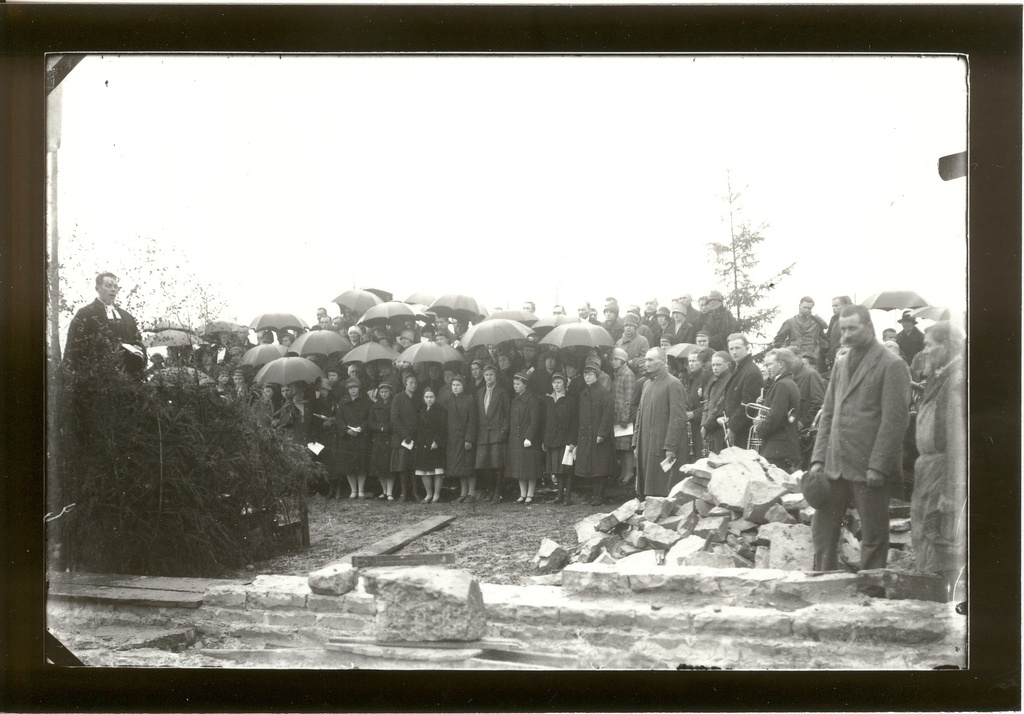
top-left (64, 272), bottom-right (146, 376)
top-left (809, 304), bottom-right (911, 576)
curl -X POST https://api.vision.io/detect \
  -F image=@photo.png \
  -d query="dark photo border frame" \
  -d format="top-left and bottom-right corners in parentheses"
top-left (2, 4), bottom-right (1020, 711)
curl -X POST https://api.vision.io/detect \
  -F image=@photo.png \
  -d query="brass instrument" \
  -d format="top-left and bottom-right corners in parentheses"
top-left (741, 389), bottom-right (796, 453)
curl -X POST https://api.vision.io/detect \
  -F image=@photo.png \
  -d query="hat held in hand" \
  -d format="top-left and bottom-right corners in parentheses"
top-left (799, 468), bottom-right (832, 510)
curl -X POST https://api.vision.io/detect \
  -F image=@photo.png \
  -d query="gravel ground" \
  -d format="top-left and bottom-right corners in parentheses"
top-left (226, 479), bottom-right (636, 584)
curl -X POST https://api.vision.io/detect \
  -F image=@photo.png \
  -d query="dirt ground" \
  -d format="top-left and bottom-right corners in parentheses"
top-left (225, 478), bottom-right (634, 584)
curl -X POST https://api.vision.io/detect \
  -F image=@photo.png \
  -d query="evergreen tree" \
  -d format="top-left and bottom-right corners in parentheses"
top-left (707, 173), bottom-right (795, 338)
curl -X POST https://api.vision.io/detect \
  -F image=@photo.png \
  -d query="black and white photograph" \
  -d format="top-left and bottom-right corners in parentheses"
top-left (42, 50), bottom-right (973, 673)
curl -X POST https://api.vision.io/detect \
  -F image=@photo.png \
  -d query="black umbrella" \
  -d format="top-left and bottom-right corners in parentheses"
top-left (860, 290), bottom-right (930, 311)
top-left (290, 330), bottom-right (354, 357)
top-left (250, 313), bottom-right (309, 333)
top-left (428, 294), bottom-right (489, 322)
top-left (333, 289), bottom-right (383, 316)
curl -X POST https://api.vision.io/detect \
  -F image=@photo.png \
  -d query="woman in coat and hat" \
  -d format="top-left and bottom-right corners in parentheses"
top-left (506, 371), bottom-right (543, 504)
top-left (543, 372), bottom-right (577, 504)
top-left (368, 381), bottom-right (396, 500)
top-left (475, 362), bottom-right (511, 503)
top-left (390, 372), bottom-right (421, 501)
top-left (576, 357), bottom-right (615, 506)
top-left (335, 377), bottom-right (373, 499)
top-left (445, 375), bottom-right (479, 502)
top-left (414, 386), bottom-right (447, 503)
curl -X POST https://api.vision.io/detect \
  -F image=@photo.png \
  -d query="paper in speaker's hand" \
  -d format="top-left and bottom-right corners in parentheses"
top-left (561, 446), bottom-right (576, 466)
top-left (660, 455), bottom-right (676, 472)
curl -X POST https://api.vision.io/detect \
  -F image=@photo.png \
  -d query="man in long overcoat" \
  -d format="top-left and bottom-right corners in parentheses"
top-left (575, 358), bottom-right (615, 506)
top-left (723, 334), bottom-right (765, 449)
top-left (809, 305), bottom-right (911, 576)
top-left (633, 347), bottom-right (686, 497)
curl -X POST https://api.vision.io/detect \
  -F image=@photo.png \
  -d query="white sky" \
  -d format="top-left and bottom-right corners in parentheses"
top-left (50, 54), bottom-right (967, 341)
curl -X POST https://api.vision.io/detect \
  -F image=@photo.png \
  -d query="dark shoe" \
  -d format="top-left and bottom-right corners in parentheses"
top-left (516, 496), bottom-right (526, 504)
top-left (491, 491), bottom-right (502, 504)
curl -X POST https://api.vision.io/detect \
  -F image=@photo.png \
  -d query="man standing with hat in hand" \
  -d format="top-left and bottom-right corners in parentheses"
top-left (808, 304), bottom-right (911, 580)
top-left (895, 310), bottom-right (925, 366)
top-left (633, 347), bottom-right (687, 497)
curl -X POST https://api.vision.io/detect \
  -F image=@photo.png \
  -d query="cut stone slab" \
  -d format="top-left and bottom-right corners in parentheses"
top-left (693, 516), bottom-right (730, 542)
top-left (573, 513), bottom-right (607, 544)
top-left (533, 538), bottom-right (570, 572)
top-left (679, 550), bottom-right (734, 568)
top-left (361, 567), bottom-right (486, 642)
top-left (640, 521), bottom-right (683, 549)
top-left (308, 563), bottom-right (359, 596)
top-left (706, 460), bottom-right (770, 509)
top-left (764, 503), bottom-right (797, 524)
top-left (665, 535), bottom-right (708, 565)
top-left (679, 459), bottom-right (714, 482)
top-left (742, 481), bottom-right (789, 524)
top-left (667, 477), bottom-right (708, 504)
top-left (727, 517), bottom-right (758, 535)
top-left (596, 499), bottom-right (642, 533)
top-left (757, 523), bottom-right (814, 571)
top-left (643, 496), bottom-right (676, 522)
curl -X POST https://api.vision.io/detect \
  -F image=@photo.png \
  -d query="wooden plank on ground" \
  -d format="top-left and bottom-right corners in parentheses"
top-left (48, 572), bottom-right (251, 593)
top-left (47, 583), bottom-right (203, 608)
top-left (351, 553), bottom-right (455, 568)
top-left (330, 515), bottom-right (456, 567)
top-left (327, 635), bottom-right (522, 650)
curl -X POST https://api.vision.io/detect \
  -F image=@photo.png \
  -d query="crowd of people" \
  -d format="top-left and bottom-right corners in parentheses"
top-left (63, 272), bottom-right (966, 599)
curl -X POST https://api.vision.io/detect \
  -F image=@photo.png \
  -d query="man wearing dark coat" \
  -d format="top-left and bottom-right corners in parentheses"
top-left (699, 291), bottom-right (740, 352)
top-left (824, 295), bottom-right (852, 374)
top-left (64, 272), bottom-right (147, 376)
top-left (895, 310), bottom-right (925, 366)
top-left (723, 334), bottom-right (765, 449)
top-left (475, 363), bottom-right (511, 503)
top-left (575, 358), bottom-right (615, 506)
top-left (753, 349), bottom-right (802, 471)
top-left (787, 346), bottom-right (826, 469)
top-left (810, 305), bottom-right (911, 577)
top-left (633, 347), bottom-right (686, 497)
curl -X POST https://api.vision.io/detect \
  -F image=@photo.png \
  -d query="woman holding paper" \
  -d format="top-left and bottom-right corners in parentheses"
top-left (543, 372), bottom-right (577, 504)
top-left (390, 372), bottom-right (421, 502)
top-left (335, 377), bottom-right (372, 499)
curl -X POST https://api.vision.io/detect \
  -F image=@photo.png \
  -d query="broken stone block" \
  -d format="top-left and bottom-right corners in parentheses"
top-left (727, 517), bottom-right (758, 535)
top-left (888, 530), bottom-right (911, 547)
top-left (732, 552), bottom-right (755, 568)
top-left (665, 535), bottom-right (708, 565)
top-left (705, 460), bottom-right (769, 509)
top-left (615, 549), bottom-right (662, 569)
top-left (799, 506), bottom-right (815, 525)
top-left (608, 539), bottom-right (641, 560)
top-left (596, 498), bottom-right (642, 533)
top-left (679, 459), bottom-right (714, 483)
top-left (707, 506), bottom-right (735, 518)
top-left (857, 569), bottom-right (948, 602)
top-left (754, 546), bottom-right (771, 569)
top-left (780, 492), bottom-right (807, 512)
top-left (679, 550), bottom-right (734, 568)
top-left (622, 514), bottom-right (644, 528)
top-left (573, 513), bottom-right (606, 544)
top-left (726, 534), bottom-right (756, 561)
top-left (888, 499), bottom-right (911, 518)
top-left (533, 538), bottom-right (571, 572)
top-left (706, 446), bottom-right (762, 467)
top-left (362, 567), bottom-right (487, 642)
top-left (890, 518), bottom-right (911, 533)
top-left (694, 498), bottom-right (714, 517)
top-left (765, 465), bottom-right (800, 491)
top-left (840, 529), bottom-right (861, 568)
top-left (643, 496), bottom-right (675, 522)
top-left (623, 528), bottom-right (646, 549)
top-left (677, 509), bottom-right (700, 536)
top-left (844, 509), bottom-right (863, 538)
top-left (308, 563), bottom-right (359, 596)
top-left (593, 550), bottom-right (617, 566)
top-left (757, 522), bottom-right (815, 570)
top-left (742, 481), bottom-right (789, 524)
top-left (764, 503), bottom-right (797, 524)
top-left (577, 534), bottom-right (619, 563)
top-left (640, 521), bottom-right (682, 549)
top-left (658, 514), bottom-right (684, 531)
top-left (693, 516), bottom-right (730, 543)
top-left (667, 477), bottom-right (707, 505)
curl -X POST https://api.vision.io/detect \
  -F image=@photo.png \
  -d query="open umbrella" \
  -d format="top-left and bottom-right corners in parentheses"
top-left (482, 310), bottom-right (539, 327)
top-left (666, 342), bottom-right (699, 359)
top-left (365, 288), bottom-right (393, 302)
top-left (332, 289), bottom-right (383, 316)
top-left (539, 321), bottom-right (614, 350)
top-left (250, 313), bottom-right (309, 333)
top-left (404, 291), bottom-right (436, 306)
top-left (860, 290), bottom-right (930, 311)
top-left (910, 305), bottom-right (952, 321)
top-left (255, 356), bottom-right (325, 385)
top-left (241, 343), bottom-right (286, 369)
top-left (531, 314), bottom-right (579, 336)
top-left (399, 342), bottom-right (465, 365)
top-left (290, 330), bottom-right (354, 357)
top-left (428, 294), bottom-right (489, 322)
top-left (460, 319), bottom-right (535, 350)
top-left (149, 366), bottom-right (215, 387)
top-left (201, 320), bottom-right (249, 337)
top-left (342, 342), bottom-right (401, 365)
top-left (357, 301), bottom-right (418, 328)
top-left (142, 329), bottom-right (206, 348)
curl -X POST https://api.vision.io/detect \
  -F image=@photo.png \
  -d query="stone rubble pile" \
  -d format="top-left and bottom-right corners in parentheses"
top-left (535, 446), bottom-right (915, 574)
